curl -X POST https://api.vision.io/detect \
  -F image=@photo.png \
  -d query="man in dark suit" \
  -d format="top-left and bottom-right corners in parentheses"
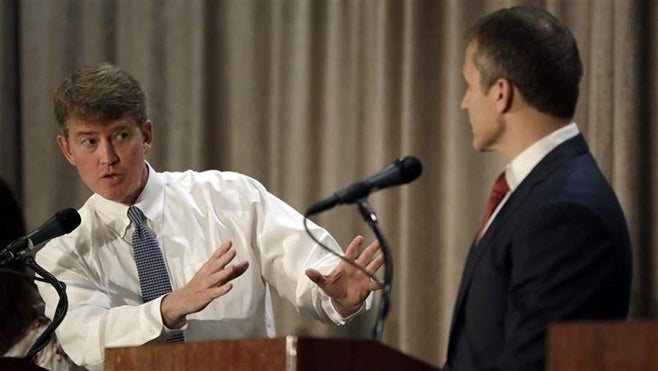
top-left (445, 6), bottom-right (632, 371)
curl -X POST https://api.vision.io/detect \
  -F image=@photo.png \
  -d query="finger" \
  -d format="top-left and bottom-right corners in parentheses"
top-left (200, 249), bottom-right (236, 277)
top-left (208, 242), bottom-right (242, 272)
top-left (368, 280), bottom-right (384, 291)
top-left (207, 282), bottom-right (234, 299)
top-left (211, 240), bottom-right (233, 259)
top-left (225, 261), bottom-right (249, 280)
top-left (366, 252), bottom-right (385, 273)
top-left (355, 240), bottom-right (380, 265)
top-left (305, 269), bottom-right (326, 287)
top-left (344, 235), bottom-right (364, 260)
top-left (204, 241), bottom-right (234, 271)
top-left (214, 248), bottom-right (237, 270)
top-left (211, 261), bottom-right (249, 286)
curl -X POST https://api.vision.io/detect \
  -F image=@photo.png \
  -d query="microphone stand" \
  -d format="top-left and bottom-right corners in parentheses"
top-left (355, 198), bottom-right (392, 342)
top-left (21, 255), bottom-right (68, 360)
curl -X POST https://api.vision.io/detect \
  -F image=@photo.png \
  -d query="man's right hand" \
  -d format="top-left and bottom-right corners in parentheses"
top-left (160, 240), bottom-right (249, 329)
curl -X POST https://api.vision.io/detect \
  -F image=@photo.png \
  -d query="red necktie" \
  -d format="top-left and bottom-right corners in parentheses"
top-left (475, 172), bottom-right (509, 244)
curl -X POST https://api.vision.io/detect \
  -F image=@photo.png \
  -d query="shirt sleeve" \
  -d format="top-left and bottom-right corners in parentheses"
top-left (35, 240), bottom-right (166, 370)
top-left (244, 176), bottom-right (371, 325)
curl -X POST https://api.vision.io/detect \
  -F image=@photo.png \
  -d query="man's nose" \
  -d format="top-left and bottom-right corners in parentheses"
top-left (100, 141), bottom-right (119, 165)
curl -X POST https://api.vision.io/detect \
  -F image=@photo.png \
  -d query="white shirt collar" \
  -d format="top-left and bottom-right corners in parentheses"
top-left (133, 162), bottom-right (165, 225)
top-left (505, 122), bottom-right (580, 190)
top-left (87, 162), bottom-right (164, 236)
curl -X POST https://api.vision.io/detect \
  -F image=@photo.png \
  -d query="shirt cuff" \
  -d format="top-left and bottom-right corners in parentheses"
top-left (321, 291), bottom-right (373, 325)
top-left (157, 294), bottom-right (189, 334)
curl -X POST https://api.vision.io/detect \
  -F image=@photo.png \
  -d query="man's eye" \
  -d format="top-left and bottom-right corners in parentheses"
top-left (81, 138), bottom-right (97, 147)
top-left (115, 131), bottom-right (130, 141)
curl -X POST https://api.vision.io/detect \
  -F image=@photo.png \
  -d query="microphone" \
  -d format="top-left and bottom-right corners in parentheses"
top-left (305, 156), bottom-right (422, 216)
top-left (0, 208), bottom-right (81, 265)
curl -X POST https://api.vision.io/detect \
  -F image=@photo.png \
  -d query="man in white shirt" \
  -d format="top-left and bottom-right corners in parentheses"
top-left (36, 63), bottom-right (383, 370)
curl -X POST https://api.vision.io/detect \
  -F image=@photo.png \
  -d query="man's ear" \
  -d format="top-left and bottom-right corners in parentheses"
top-left (493, 78), bottom-right (514, 114)
top-left (141, 120), bottom-right (153, 153)
top-left (57, 135), bottom-right (77, 166)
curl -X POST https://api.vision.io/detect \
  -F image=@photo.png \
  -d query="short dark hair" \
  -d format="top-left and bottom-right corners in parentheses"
top-left (467, 6), bottom-right (583, 119)
top-left (53, 63), bottom-right (147, 135)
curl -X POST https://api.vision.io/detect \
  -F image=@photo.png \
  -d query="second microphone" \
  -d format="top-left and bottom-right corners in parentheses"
top-left (305, 156), bottom-right (423, 216)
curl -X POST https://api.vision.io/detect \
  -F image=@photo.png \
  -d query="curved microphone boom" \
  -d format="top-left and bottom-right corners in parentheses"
top-left (0, 208), bottom-right (81, 265)
top-left (305, 156), bottom-right (423, 216)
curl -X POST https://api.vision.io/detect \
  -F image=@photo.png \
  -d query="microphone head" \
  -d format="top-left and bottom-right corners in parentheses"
top-left (57, 208), bottom-right (82, 234)
top-left (397, 156), bottom-right (423, 184)
top-left (365, 155), bottom-right (423, 191)
top-left (1, 208), bottom-right (81, 263)
top-left (305, 156), bottom-right (423, 216)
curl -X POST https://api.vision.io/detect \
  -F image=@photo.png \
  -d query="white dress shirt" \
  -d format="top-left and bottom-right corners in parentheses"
top-left (36, 164), bottom-right (353, 370)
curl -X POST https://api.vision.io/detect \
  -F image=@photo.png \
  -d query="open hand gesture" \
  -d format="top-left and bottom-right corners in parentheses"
top-left (161, 241), bottom-right (249, 328)
top-left (305, 235), bottom-right (384, 316)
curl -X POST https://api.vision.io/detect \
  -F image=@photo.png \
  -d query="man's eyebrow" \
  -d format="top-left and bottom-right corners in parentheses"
top-left (71, 123), bottom-right (133, 137)
top-left (71, 130), bottom-right (97, 138)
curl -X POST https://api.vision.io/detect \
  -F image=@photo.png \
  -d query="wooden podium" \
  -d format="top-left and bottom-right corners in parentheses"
top-left (105, 336), bottom-right (440, 371)
top-left (548, 320), bottom-right (658, 371)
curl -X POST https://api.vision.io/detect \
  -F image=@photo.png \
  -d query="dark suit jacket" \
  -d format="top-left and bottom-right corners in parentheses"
top-left (445, 134), bottom-right (632, 371)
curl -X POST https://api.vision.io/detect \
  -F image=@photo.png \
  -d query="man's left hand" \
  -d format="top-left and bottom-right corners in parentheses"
top-left (305, 235), bottom-right (384, 316)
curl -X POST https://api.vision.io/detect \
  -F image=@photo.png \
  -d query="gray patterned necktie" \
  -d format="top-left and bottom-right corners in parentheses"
top-left (128, 206), bottom-right (184, 343)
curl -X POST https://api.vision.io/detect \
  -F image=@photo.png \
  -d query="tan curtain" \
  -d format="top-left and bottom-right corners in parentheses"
top-left (1, 0), bottom-right (656, 367)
